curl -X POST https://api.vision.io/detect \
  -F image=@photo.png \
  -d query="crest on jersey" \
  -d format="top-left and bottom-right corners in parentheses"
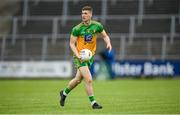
top-left (84, 34), bottom-right (93, 42)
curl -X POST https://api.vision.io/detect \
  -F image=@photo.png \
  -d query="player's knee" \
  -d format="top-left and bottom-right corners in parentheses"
top-left (76, 80), bottom-right (81, 84)
top-left (74, 78), bottom-right (81, 84)
top-left (86, 79), bottom-right (92, 84)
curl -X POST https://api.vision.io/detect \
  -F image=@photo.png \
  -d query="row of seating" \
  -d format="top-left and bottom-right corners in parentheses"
top-left (1, 36), bottom-right (180, 60)
top-left (11, 18), bottom-right (179, 35)
top-left (16, 0), bottom-right (179, 16)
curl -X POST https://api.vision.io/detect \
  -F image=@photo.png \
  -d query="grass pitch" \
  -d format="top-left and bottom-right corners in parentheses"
top-left (0, 79), bottom-right (180, 114)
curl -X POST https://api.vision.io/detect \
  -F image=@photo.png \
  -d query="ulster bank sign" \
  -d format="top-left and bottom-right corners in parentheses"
top-left (93, 60), bottom-right (180, 77)
top-left (112, 61), bottom-right (174, 76)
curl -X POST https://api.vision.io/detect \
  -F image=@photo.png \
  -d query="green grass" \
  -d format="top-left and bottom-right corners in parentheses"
top-left (0, 79), bottom-right (180, 114)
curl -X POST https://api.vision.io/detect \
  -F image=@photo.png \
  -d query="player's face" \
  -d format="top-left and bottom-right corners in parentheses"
top-left (81, 10), bottom-right (92, 22)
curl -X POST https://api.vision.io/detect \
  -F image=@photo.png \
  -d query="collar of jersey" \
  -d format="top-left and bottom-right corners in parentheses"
top-left (82, 20), bottom-right (92, 26)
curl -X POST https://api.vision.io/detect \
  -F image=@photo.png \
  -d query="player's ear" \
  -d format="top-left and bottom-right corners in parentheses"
top-left (89, 11), bottom-right (92, 17)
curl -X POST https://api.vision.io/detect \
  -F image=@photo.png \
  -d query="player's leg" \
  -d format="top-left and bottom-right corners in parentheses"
top-left (64, 69), bottom-right (83, 95)
top-left (79, 66), bottom-right (102, 109)
top-left (60, 70), bottom-right (83, 106)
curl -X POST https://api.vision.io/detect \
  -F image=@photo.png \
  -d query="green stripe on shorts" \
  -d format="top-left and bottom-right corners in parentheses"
top-left (73, 56), bottom-right (94, 69)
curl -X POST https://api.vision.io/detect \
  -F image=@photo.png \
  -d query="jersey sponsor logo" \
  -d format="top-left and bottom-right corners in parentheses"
top-left (84, 34), bottom-right (93, 42)
top-left (87, 29), bottom-right (96, 34)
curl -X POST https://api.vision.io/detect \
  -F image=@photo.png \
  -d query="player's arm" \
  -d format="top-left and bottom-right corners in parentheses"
top-left (69, 34), bottom-right (81, 59)
top-left (100, 30), bottom-right (112, 52)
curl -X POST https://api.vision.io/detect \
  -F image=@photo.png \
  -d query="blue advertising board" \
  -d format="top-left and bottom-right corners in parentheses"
top-left (92, 60), bottom-right (180, 77)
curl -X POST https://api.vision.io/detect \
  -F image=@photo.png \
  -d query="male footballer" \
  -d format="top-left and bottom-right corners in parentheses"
top-left (60, 6), bottom-right (112, 109)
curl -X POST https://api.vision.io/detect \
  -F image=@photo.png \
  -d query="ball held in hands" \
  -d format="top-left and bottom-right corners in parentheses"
top-left (79, 49), bottom-right (92, 61)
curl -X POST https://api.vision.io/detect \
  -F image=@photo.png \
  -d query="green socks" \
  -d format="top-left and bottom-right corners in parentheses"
top-left (63, 87), bottom-right (71, 96)
top-left (63, 88), bottom-right (96, 106)
top-left (89, 95), bottom-right (96, 105)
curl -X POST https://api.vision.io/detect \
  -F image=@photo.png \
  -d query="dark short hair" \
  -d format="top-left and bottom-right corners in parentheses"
top-left (82, 6), bottom-right (93, 12)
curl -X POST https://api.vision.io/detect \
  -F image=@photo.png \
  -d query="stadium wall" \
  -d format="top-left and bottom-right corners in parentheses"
top-left (0, 60), bottom-right (180, 78)
top-left (0, 61), bottom-right (72, 78)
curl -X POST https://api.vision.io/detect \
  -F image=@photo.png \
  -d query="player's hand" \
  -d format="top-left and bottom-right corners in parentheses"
top-left (76, 54), bottom-right (81, 59)
top-left (106, 42), bottom-right (112, 52)
top-left (76, 54), bottom-right (84, 62)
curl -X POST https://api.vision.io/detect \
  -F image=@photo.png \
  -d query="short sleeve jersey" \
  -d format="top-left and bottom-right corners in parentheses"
top-left (71, 20), bottom-right (104, 55)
